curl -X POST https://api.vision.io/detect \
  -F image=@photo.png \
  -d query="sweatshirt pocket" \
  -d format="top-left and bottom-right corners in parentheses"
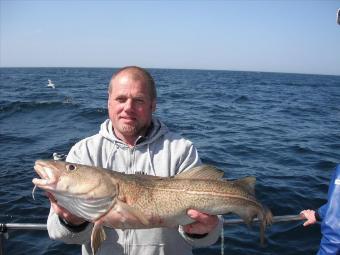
top-left (126, 228), bottom-right (192, 255)
top-left (128, 243), bottom-right (166, 255)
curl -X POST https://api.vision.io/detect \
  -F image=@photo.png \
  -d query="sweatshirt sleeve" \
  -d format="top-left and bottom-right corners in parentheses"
top-left (318, 203), bottom-right (327, 220)
top-left (47, 207), bottom-right (93, 245)
top-left (66, 141), bottom-right (87, 164)
top-left (176, 141), bottom-right (202, 173)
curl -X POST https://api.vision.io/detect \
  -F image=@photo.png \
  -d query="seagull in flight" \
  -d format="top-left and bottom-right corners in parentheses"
top-left (47, 79), bottom-right (55, 89)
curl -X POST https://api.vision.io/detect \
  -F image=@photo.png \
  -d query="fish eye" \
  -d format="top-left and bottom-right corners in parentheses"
top-left (67, 164), bottom-right (76, 171)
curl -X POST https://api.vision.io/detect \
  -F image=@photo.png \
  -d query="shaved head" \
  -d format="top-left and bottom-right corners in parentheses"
top-left (108, 66), bottom-right (156, 101)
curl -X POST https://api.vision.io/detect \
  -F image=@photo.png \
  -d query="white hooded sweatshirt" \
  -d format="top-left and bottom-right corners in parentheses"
top-left (47, 118), bottom-right (223, 255)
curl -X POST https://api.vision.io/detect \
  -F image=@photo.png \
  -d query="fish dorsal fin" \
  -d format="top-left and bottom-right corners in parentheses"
top-left (91, 222), bottom-right (106, 255)
top-left (134, 173), bottom-right (165, 180)
top-left (175, 165), bottom-right (224, 180)
top-left (233, 176), bottom-right (256, 196)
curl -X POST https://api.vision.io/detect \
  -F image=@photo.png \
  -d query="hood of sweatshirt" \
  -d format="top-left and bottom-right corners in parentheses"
top-left (98, 117), bottom-right (168, 147)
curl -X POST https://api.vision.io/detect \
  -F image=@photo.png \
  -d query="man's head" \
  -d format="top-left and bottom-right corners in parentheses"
top-left (107, 66), bottom-right (156, 145)
top-left (108, 66), bottom-right (156, 101)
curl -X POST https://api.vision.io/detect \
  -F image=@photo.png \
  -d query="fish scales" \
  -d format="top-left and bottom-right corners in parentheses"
top-left (127, 178), bottom-right (263, 215)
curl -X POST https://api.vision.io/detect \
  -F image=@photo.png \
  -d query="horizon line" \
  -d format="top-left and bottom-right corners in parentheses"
top-left (0, 66), bottom-right (339, 77)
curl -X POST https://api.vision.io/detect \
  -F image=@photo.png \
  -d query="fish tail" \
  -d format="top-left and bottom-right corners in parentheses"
top-left (259, 205), bottom-right (273, 246)
top-left (263, 206), bottom-right (273, 226)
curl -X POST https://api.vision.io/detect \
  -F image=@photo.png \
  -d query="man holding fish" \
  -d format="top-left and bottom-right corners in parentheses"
top-left (45, 66), bottom-right (223, 254)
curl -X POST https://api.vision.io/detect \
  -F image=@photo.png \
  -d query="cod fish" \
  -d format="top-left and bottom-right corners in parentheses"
top-left (32, 160), bottom-right (272, 254)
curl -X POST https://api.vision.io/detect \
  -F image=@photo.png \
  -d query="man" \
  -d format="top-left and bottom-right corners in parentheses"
top-left (300, 164), bottom-right (340, 255)
top-left (47, 66), bottom-right (223, 255)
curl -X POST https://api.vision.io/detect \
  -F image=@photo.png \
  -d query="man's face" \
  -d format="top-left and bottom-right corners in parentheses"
top-left (108, 71), bottom-right (156, 143)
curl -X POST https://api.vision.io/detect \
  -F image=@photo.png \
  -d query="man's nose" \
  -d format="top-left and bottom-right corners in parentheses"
top-left (124, 99), bottom-right (134, 111)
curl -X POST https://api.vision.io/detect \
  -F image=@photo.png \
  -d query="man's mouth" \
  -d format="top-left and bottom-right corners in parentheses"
top-left (120, 116), bottom-right (137, 122)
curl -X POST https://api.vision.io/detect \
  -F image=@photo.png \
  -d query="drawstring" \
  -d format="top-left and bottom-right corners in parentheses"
top-left (131, 146), bottom-right (136, 174)
top-left (147, 144), bottom-right (156, 176)
top-left (105, 140), bottom-right (117, 169)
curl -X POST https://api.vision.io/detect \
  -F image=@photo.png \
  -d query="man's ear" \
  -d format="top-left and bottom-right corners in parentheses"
top-left (107, 93), bottom-right (112, 108)
top-left (151, 100), bottom-right (156, 112)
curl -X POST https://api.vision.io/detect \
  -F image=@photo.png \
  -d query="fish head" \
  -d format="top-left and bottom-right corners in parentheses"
top-left (33, 159), bottom-right (117, 199)
top-left (33, 159), bottom-right (118, 221)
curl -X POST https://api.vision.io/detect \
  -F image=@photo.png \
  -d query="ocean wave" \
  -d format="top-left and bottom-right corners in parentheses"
top-left (0, 99), bottom-right (82, 123)
top-left (232, 95), bottom-right (249, 103)
top-left (0, 133), bottom-right (36, 145)
top-left (0, 99), bottom-right (79, 114)
top-left (313, 159), bottom-right (337, 171)
top-left (78, 107), bottom-right (107, 119)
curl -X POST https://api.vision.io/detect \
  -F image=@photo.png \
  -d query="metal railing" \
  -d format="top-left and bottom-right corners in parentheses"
top-left (1, 214), bottom-right (304, 255)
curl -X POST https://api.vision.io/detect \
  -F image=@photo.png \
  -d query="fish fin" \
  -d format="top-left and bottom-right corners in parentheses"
top-left (236, 206), bottom-right (258, 227)
top-left (116, 200), bottom-right (150, 226)
top-left (236, 205), bottom-right (273, 246)
top-left (175, 165), bottom-right (224, 180)
top-left (232, 176), bottom-right (256, 196)
top-left (259, 206), bottom-right (273, 246)
top-left (134, 173), bottom-right (166, 180)
top-left (91, 222), bottom-right (106, 255)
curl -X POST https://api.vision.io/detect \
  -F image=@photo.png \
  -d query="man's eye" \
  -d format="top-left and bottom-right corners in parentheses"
top-left (116, 97), bottom-right (126, 103)
top-left (135, 99), bottom-right (145, 104)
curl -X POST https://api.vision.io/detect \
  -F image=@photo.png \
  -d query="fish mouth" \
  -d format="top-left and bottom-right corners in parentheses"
top-left (32, 160), bottom-right (61, 192)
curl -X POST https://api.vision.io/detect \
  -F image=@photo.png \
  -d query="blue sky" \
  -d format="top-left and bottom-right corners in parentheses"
top-left (1, 0), bottom-right (339, 75)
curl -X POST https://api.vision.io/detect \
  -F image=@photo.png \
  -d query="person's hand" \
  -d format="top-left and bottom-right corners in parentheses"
top-left (300, 209), bottom-right (317, 227)
top-left (47, 192), bottom-right (86, 225)
top-left (183, 209), bottom-right (219, 235)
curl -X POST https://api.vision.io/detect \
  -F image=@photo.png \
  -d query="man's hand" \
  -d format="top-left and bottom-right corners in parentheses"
top-left (300, 209), bottom-right (317, 227)
top-left (47, 192), bottom-right (86, 225)
top-left (183, 209), bottom-right (219, 235)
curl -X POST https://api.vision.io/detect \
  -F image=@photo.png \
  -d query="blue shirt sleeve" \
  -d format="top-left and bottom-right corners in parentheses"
top-left (317, 165), bottom-right (340, 255)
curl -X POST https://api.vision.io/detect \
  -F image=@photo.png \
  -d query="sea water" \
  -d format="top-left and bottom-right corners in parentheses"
top-left (1, 67), bottom-right (339, 255)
